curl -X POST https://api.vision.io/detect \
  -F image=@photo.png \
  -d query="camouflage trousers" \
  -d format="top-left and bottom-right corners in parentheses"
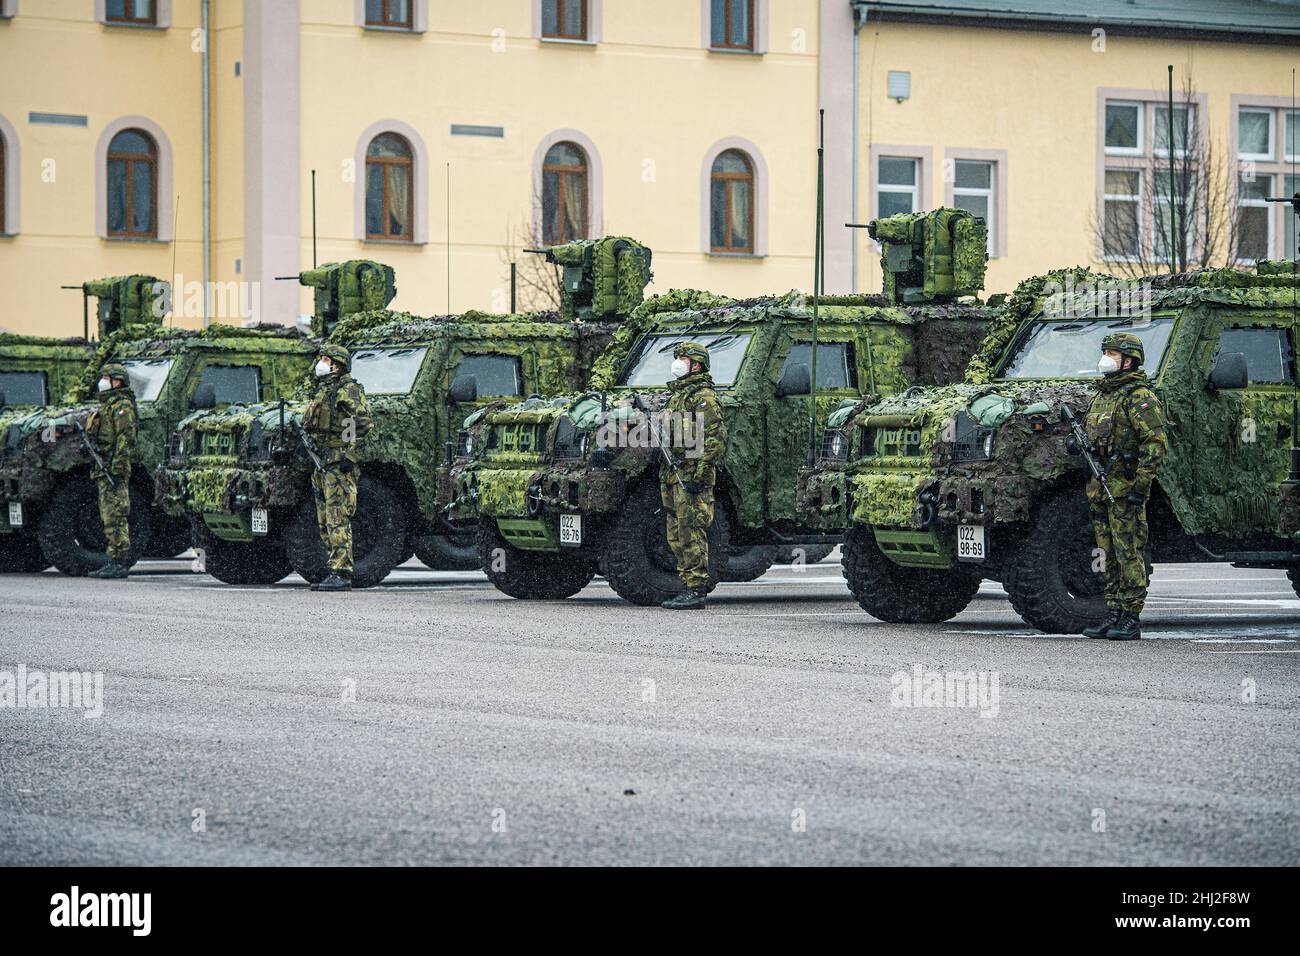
top-left (1090, 497), bottom-right (1149, 614)
top-left (312, 466), bottom-right (358, 574)
top-left (96, 475), bottom-right (130, 562)
top-left (660, 473), bottom-right (714, 592)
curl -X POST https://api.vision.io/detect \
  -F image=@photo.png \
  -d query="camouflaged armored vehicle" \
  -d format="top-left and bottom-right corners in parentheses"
top-left (0, 281), bottom-right (119, 571)
top-left (449, 209), bottom-right (995, 605)
top-left (155, 237), bottom-right (652, 587)
top-left (0, 271), bottom-right (321, 576)
top-left (799, 259), bottom-right (1300, 633)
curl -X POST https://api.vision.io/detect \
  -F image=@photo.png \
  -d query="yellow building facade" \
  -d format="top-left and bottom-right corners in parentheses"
top-left (1, 0), bottom-right (1297, 338)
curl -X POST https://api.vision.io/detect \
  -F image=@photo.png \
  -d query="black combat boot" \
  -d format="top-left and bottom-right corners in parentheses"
top-left (1082, 609), bottom-right (1121, 639)
top-left (314, 571), bottom-right (352, 592)
top-left (1106, 612), bottom-right (1141, 641)
top-left (90, 561), bottom-right (129, 580)
top-left (661, 588), bottom-right (706, 610)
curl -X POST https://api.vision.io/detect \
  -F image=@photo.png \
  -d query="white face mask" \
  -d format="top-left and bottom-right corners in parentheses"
top-left (314, 360), bottom-right (333, 377)
top-left (1097, 355), bottom-right (1120, 375)
top-left (670, 358), bottom-right (691, 379)
top-left (97, 378), bottom-right (112, 392)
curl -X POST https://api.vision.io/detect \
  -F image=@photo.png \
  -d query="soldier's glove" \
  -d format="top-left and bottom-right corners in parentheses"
top-left (1124, 489), bottom-right (1147, 506)
top-left (337, 460), bottom-right (354, 474)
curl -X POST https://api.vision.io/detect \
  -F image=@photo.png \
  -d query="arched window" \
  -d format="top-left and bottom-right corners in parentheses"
top-left (542, 142), bottom-right (588, 243)
top-left (710, 149), bottom-right (753, 253)
top-left (365, 132), bottom-right (414, 241)
top-left (107, 129), bottom-right (157, 238)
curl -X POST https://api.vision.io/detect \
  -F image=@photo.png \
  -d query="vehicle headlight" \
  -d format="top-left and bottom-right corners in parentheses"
top-left (982, 431), bottom-right (994, 458)
top-left (820, 425), bottom-right (851, 461)
top-left (455, 429), bottom-right (473, 457)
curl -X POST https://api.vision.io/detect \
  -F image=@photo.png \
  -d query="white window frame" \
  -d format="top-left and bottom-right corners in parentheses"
top-left (877, 156), bottom-right (918, 217)
top-left (1287, 110), bottom-right (1300, 164)
top-left (1104, 101), bottom-right (1144, 157)
top-left (1284, 173), bottom-right (1300, 260)
top-left (952, 160), bottom-right (994, 257)
top-left (1235, 172), bottom-right (1274, 264)
top-left (1102, 168), bottom-right (1142, 263)
top-left (1237, 107), bottom-right (1275, 162)
top-left (1153, 104), bottom-right (1194, 160)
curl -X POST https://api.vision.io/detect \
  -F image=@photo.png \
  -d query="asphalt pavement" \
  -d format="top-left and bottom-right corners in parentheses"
top-left (1, 555), bottom-right (1297, 866)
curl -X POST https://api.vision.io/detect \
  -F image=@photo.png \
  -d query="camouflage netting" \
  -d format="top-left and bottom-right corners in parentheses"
top-left (843, 261), bottom-right (1300, 542)
top-left (83, 275), bottom-right (172, 338)
top-left (464, 288), bottom-right (998, 533)
top-left (1279, 479), bottom-right (1300, 538)
top-left (545, 236), bottom-right (653, 322)
top-left (300, 260), bottom-right (397, 339)
top-left (869, 207), bottom-right (987, 305)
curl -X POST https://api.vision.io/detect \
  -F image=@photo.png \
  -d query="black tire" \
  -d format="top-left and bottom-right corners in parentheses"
top-left (722, 543), bottom-right (776, 582)
top-left (1288, 568), bottom-right (1300, 600)
top-left (191, 520), bottom-right (292, 586)
top-left (842, 525), bottom-right (981, 623)
top-left (283, 474), bottom-right (409, 589)
top-left (0, 533), bottom-right (51, 573)
top-left (773, 542), bottom-right (836, 565)
top-left (477, 519), bottom-right (597, 599)
top-left (144, 514), bottom-right (193, 559)
top-left (603, 483), bottom-right (729, 606)
top-left (36, 477), bottom-right (151, 576)
top-left (412, 530), bottom-right (480, 571)
top-left (1002, 489), bottom-right (1108, 633)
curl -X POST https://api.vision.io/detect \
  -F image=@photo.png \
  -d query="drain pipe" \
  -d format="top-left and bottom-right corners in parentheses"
top-left (201, 0), bottom-right (211, 327)
top-left (851, 5), bottom-right (865, 292)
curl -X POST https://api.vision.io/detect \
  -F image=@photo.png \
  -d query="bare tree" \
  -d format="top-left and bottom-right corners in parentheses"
top-left (1090, 72), bottom-right (1247, 279)
top-left (499, 200), bottom-right (565, 314)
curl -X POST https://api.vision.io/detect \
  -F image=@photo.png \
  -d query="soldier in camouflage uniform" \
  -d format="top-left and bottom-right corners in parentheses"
top-left (1082, 332), bottom-right (1169, 640)
top-left (302, 344), bottom-right (372, 591)
top-left (87, 363), bottom-right (138, 580)
top-left (659, 342), bottom-right (727, 610)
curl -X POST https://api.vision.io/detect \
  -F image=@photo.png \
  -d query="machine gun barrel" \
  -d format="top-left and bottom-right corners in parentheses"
top-left (1061, 404), bottom-right (1115, 504)
top-left (291, 417), bottom-right (327, 473)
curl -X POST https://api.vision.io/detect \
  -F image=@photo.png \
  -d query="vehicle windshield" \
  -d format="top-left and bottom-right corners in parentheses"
top-left (0, 370), bottom-right (49, 406)
top-left (618, 332), bottom-right (754, 387)
top-left (121, 358), bottom-right (175, 401)
top-left (997, 317), bottom-right (1175, 380)
top-left (350, 347), bottom-right (428, 395)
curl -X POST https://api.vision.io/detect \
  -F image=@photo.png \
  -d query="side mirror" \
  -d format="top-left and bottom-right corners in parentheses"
top-left (776, 364), bottom-right (812, 398)
top-left (1209, 352), bottom-right (1248, 391)
top-left (448, 373), bottom-right (478, 404)
top-left (190, 383), bottom-right (217, 409)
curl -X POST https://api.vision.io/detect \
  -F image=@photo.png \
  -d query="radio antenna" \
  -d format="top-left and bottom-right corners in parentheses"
top-left (1269, 69), bottom-right (1300, 490)
top-left (807, 109), bottom-right (825, 469)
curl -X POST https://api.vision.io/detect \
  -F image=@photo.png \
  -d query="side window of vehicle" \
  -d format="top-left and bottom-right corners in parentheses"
top-left (454, 354), bottom-right (523, 398)
top-left (0, 370), bottom-right (49, 406)
top-left (779, 342), bottom-right (856, 390)
top-left (1213, 327), bottom-right (1295, 385)
top-left (197, 364), bottom-right (263, 404)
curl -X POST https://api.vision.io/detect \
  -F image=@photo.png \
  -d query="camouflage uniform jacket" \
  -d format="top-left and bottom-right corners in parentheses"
top-left (86, 386), bottom-right (138, 479)
top-left (660, 370), bottom-right (727, 486)
top-left (302, 372), bottom-right (373, 467)
top-left (1085, 369), bottom-right (1169, 500)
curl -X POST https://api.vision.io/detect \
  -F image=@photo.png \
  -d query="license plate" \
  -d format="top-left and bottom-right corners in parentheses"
top-left (559, 513), bottom-right (582, 546)
top-left (250, 507), bottom-right (269, 536)
top-left (7, 502), bottom-right (22, 528)
top-left (956, 524), bottom-right (985, 562)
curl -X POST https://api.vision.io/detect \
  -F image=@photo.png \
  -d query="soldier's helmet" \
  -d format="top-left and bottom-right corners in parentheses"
top-left (674, 341), bottom-right (710, 371)
top-left (1101, 331), bottom-right (1144, 365)
top-left (319, 344), bottom-right (351, 370)
top-left (100, 363), bottom-right (130, 384)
